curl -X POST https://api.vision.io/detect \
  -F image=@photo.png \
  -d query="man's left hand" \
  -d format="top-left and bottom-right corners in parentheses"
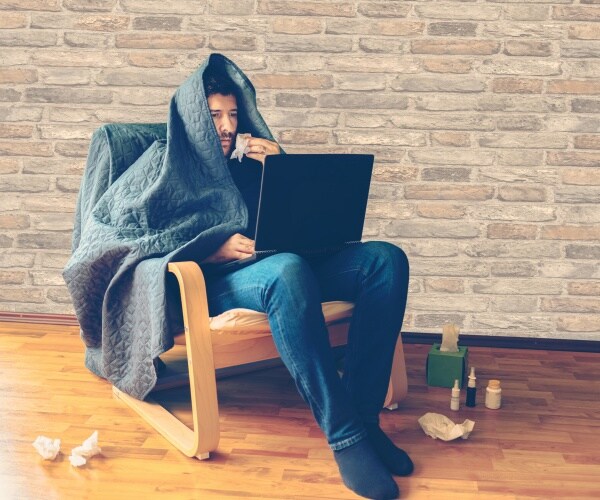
top-left (245, 137), bottom-right (280, 165)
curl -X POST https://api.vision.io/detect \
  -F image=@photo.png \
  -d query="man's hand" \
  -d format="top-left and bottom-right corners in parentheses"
top-left (202, 233), bottom-right (255, 263)
top-left (245, 137), bottom-right (280, 165)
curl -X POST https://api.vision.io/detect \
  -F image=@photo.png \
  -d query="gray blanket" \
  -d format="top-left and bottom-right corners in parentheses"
top-left (64, 53), bottom-right (278, 399)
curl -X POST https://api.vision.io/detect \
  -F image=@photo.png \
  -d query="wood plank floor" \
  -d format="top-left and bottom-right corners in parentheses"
top-left (1, 322), bottom-right (599, 499)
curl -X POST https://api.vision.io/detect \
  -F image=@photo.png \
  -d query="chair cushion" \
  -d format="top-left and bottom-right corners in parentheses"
top-left (209, 301), bottom-right (354, 334)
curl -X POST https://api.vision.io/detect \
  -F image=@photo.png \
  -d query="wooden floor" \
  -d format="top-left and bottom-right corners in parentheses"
top-left (1, 322), bottom-right (599, 500)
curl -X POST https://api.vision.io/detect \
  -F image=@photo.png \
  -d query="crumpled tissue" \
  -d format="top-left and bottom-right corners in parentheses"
top-left (440, 323), bottom-right (460, 353)
top-left (69, 430), bottom-right (101, 467)
top-left (230, 133), bottom-right (251, 162)
top-left (33, 436), bottom-right (61, 460)
top-left (418, 412), bottom-right (475, 441)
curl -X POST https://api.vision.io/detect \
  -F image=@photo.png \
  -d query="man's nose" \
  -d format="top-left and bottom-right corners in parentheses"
top-left (220, 116), bottom-right (233, 132)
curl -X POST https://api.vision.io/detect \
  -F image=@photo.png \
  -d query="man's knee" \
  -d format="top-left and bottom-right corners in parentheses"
top-left (264, 252), bottom-right (313, 287)
top-left (362, 241), bottom-right (409, 275)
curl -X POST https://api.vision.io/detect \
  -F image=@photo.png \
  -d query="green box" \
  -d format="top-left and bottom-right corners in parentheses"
top-left (426, 343), bottom-right (468, 388)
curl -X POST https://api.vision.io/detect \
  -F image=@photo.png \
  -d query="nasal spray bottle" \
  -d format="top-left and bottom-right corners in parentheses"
top-left (450, 379), bottom-right (460, 411)
top-left (466, 367), bottom-right (477, 407)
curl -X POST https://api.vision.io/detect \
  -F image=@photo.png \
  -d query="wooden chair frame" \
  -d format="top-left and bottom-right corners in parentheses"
top-left (114, 261), bottom-right (408, 460)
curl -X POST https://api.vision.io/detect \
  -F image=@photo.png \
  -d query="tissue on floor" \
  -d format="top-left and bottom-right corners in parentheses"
top-left (69, 430), bottom-right (101, 467)
top-left (418, 412), bottom-right (475, 441)
top-left (33, 436), bottom-right (61, 460)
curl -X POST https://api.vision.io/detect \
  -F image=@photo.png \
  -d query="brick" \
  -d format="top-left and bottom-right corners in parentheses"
top-left (120, 0), bottom-right (206, 14)
top-left (497, 150), bottom-right (545, 166)
top-left (0, 0), bottom-right (60, 11)
top-left (392, 75), bottom-right (485, 93)
top-left (209, 34), bottom-right (257, 51)
top-left (251, 74), bottom-right (332, 90)
top-left (504, 40), bottom-right (553, 57)
top-left (557, 316), bottom-right (600, 333)
top-left (562, 206), bottom-right (600, 224)
top-left (0, 31), bottom-right (57, 47)
top-left (22, 194), bottom-right (76, 212)
top-left (405, 185), bottom-right (494, 201)
top-left (405, 241), bottom-right (460, 258)
top-left (0, 68), bottom-right (37, 85)
top-left (568, 282), bottom-right (600, 295)
top-left (30, 270), bottom-right (65, 286)
top-left (127, 53), bottom-right (176, 68)
top-left (490, 297), bottom-right (538, 314)
top-left (265, 35), bottom-right (352, 53)
top-left (0, 12), bottom-right (27, 28)
top-left (31, 213), bottom-right (74, 231)
top-left (0, 214), bottom-right (29, 229)
top-left (483, 23), bottom-right (565, 39)
top-left (358, 2), bottom-right (410, 18)
top-left (272, 18), bottom-right (323, 34)
top-left (471, 315), bottom-right (554, 333)
top-left (498, 186), bottom-right (546, 202)
top-left (504, 5), bottom-right (550, 21)
top-left (24, 88), bottom-right (112, 104)
top-left (410, 295), bottom-right (488, 312)
top-left (0, 177), bottom-right (49, 192)
top-left (31, 14), bottom-right (130, 31)
top-left (479, 59), bottom-right (560, 76)
top-left (0, 141), bottom-right (52, 157)
top-left (465, 241), bottom-right (560, 259)
top-left (326, 19), bottom-right (424, 37)
top-left (261, 110), bottom-right (340, 128)
top-left (38, 125), bottom-right (93, 141)
top-left (0, 288), bottom-right (45, 303)
top-left (0, 235), bottom-right (13, 248)
top-left (335, 130), bottom-right (425, 147)
top-left (0, 270), bottom-right (26, 284)
top-left (472, 279), bottom-right (562, 295)
top-left (16, 233), bottom-right (72, 250)
top-left (64, 32), bottom-right (113, 48)
top-left (47, 287), bottom-right (73, 304)
top-left (384, 220), bottom-right (479, 239)
top-left (492, 78), bottom-right (543, 93)
top-left (320, 93), bottom-right (408, 110)
top-left (372, 164), bottom-right (418, 183)
top-left (422, 167), bottom-right (471, 182)
top-left (334, 74), bottom-right (387, 91)
top-left (553, 6), bottom-right (600, 21)
top-left (563, 61), bottom-right (600, 78)
top-left (0, 124), bottom-right (33, 138)
top-left (479, 133), bottom-right (567, 149)
top-left (574, 135), bottom-right (600, 149)
top-left (428, 23), bottom-right (477, 37)
top-left (411, 40), bottom-right (499, 56)
top-left (278, 129), bottom-right (329, 145)
top-left (358, 37), bottom-right (407, 54)
top-left (208, 0), bottom-right (254, 15)
top-left (33, 50), bottom-right (126, 67)
top-left (561, 41), bottom-right (600, 58)
top-left (116, 33), bottom-right (205, 49)
top-left (565, 245), bottom-right (600, 260)
top-left (326, 55), bottom-right (419, 73)
top-left (132, 16), bottom-right (182, 31)
top-left (416, 204), bottom-right (466, 220)
top-left (555, 187), bottom-right (600, 204)
top-left (266, 55), bottom-right (323, 73)
top-left (542, 298), bottom-right (600, 314)
top-left (430, 132), bottom-right (470, 147)
top-left (541, 262), bottom-right (600, 279)
top-left (496, 116), bottom-right (542, 131)
top-left (0, 106), bottom-right (43, 122)
top-left (56, 177), bottom-right (82, 194)
top-left (0, 158), bottom-right (20, 174)
top-left (569, 24), bottom-right (600, 40)
top-left (63, 0), bottom-right (116, 11)
top-left (481, 96), bottom-right (565, 113)
top-left (415, 4), bottom-right (500, 20)
top-left (116, 88), bottom-right (173, 106)
top-left (548, 80), bottom-right (600, 94)
top-left (541, 225), bottom-right (600, 240)
top-left (39, 68), bottom-right (91, 86)
top-left (423, 59), bottom-right (472, 74)
top-left (562, 168), bottom-right (600, 186)
top-left (0, 89), bottom-right (21, 102)
top-left (487, 224), bottom-right (537, 240)
top-left (411, 260), bottom-right (489, 277)
top-left (257, 1), bottom-right (355, 17)
top-left (548, 152), bottom-right (600, 167)
top-left (409, 150), bottom-right (494, 166)
top-left (22, 158), bottom-right (84, 175)
top-left (491, 262), bottom-right (537, 278)
top-left (414, 314), bottom-right (465, 329)
top-left (424, 278), bottom-right (465, 294)
top-left (0, 194), bottom-right (20, 211)
top-left (469, 205), bottom-right (556, 222)
top-left (392, 114), bottom-right (494, 131)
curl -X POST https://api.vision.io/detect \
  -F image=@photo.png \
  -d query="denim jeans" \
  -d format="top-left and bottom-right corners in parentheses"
top-left (203, 241), bottom-right (410, 451)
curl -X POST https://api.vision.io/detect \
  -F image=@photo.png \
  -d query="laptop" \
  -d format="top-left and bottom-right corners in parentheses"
top-left (207, 153), bottom-right (374, 274)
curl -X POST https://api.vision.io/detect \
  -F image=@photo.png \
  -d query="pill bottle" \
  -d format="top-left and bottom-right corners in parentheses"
top-left (485, 379), bottom-right (502, 409)
top-left (450, 379), bottom-right (460, 411)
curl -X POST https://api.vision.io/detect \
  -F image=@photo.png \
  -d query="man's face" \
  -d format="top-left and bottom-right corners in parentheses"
top-left (207, 93), bottom-right (238, 157)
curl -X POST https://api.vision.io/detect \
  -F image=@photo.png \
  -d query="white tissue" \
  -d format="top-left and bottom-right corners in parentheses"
top-left (33, 436), bottom-right (61, 460)
top-left (440, 323), bottom-right (460, 353)
top-left (230, 133), bottom-right (251, 162)
top-left (69, 430), bottom-right (101, 467)
top-left (418, 412), bottom-right (475, 441)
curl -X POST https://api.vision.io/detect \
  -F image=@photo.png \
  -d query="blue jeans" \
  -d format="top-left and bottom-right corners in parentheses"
top-left (203, 241), bottom-right (410, 451)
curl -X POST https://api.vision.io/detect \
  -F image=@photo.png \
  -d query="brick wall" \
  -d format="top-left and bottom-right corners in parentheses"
top-left (0, 0), bottom-right (598, 340)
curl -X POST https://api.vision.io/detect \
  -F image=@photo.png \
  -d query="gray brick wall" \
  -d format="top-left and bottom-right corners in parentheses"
top-left (0, 0), bottom-right (598, 340)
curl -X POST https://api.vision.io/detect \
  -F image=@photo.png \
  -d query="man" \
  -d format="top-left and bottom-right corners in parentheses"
top-left (200, 67), bottom-right (413, 500)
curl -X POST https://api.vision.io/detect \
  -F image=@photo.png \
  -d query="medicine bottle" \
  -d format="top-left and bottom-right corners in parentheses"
top-left (485, 379), bottom-right (502, 409)
top-left (450, 379), bottom-right (460, 411)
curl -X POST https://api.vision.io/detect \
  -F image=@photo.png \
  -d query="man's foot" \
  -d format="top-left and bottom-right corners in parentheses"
top-left (365, 423), bottom-right (414, 476)
top-left (333, 438), bottom-right (399, 500)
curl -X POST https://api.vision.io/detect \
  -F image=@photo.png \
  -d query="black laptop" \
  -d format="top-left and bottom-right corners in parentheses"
top-left (209, 153), bottom-right (374, 273)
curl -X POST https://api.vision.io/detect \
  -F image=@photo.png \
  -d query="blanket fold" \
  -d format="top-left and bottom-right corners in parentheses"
top-left (64, 53), bottom-right (278, 399)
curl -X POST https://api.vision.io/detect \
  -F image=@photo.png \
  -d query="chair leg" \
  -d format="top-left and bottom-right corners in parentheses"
top-left (384, 334), bottom-right (408, 410)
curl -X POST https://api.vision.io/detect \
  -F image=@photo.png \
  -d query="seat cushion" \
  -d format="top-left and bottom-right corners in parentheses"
top-left (209, 301), bottom-right (354, 334)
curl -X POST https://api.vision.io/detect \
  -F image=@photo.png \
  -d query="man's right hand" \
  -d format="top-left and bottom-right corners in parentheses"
top-left (202, 233), bottom-right (255, 264)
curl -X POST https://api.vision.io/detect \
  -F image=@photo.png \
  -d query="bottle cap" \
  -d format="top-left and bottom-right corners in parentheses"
top-left (488, 379), bottom-right (501, 389)
top-left (469, 367), bottom-right (476, 379)
top-left (452, 379), bottom-right (460, 393)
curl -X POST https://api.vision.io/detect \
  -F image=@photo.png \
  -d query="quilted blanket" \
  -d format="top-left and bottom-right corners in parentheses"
top-left (64, 53), bottom-right (278, 399)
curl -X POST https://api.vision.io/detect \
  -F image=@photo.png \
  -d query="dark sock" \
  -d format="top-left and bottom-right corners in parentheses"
top-left (365, 423), bottom-right (414, 477)
top-left (333, 438), bottom-right (399, 500)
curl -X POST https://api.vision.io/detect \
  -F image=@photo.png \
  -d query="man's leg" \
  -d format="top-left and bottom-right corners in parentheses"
top-left (310, 241), bottom-right (413, 476)
top-left (204, 252), bottom-right (399, 499)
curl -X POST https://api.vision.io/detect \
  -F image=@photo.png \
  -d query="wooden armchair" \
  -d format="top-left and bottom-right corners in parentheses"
top-left (113, 261), bottom-right (408, 460)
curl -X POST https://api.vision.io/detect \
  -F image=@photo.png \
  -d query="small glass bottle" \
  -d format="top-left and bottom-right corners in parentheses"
top-left (466, 367), bottom-right (477, 407)
top-left (450, 379), bottom-right (460, 411)
top-left (485, 379), bottom-right (502, 409)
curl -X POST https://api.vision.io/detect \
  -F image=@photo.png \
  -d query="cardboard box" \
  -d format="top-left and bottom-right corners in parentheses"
top-left (426, 343), bottom-right (468, 388)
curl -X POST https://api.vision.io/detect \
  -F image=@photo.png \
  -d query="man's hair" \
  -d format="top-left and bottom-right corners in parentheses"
top-left (203, 66), bottom-right (238, 98)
